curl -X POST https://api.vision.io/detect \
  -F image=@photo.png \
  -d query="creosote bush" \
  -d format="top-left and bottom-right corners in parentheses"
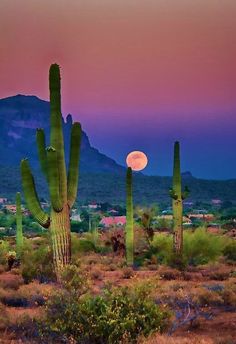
top-left (20, 239), bottom-right (55, 283)
top-left (223, 241), bottom-right (236, 262)
top-left (151, 228), bottom-right (230, 267)
top-left (183, 228), bottom-right (229, 266)
top-left (0, 240), bottom-right (10, 265)
top-left (60, 264), bottom-right (89, 293)
top-left (39, 284), bottom-right (170, 344)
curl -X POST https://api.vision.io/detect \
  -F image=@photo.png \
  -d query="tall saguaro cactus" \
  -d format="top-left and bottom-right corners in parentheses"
top-left (126, 167), bottom-right (134, 266)
top-left (169, 141), bottom-right (189, 260)
top-left (21, 64), bottom-right (81, 279)
top-left (16, 192), bottom-right (23, 259)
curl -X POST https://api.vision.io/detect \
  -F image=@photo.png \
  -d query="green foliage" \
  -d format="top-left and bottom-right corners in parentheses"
top-left (0, 240), bottom-right (10, 265)
top-left (183, 228), bottom-right (228, 266)
top-left (60, 264), bottom-right (89, 293)
top-left (71, 233), bottom-right (96, 254)
top-left (40, 285), bottom-right (170, 343)
top-left (223, 241), bottom-right (236, 262)
top-left (151, 234), bottom-right (172, 264)
top-left (20, 239), bottom-right (55, 283)
top-left (151, 228), bottom-right (229, 266)
top-left (3, 164), bottom-right (236, 205)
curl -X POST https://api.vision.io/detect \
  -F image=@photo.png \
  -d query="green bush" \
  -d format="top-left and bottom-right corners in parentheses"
top-left (183, 228), bottom-right (228, 266)
top-left (0, 240), bottom-right (10, 265)
top-left (223, 241), bottom-right (236, 262)
top-left (39, 285), bottom-right (170, 343)
top-left (151, 228), bottom-right (229, 266)
top-left (21, 239), bottom-right (55, 283)
top-left (60, 264), bottom-right (89, 294)
top-left (71, 233), bottom-right (96, 254)
top-left (151, 234), bottom-right (172, 264)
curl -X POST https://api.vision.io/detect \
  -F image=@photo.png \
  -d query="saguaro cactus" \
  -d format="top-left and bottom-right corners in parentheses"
top-left (21, 64), bottom-right (81, 279)
top-left (125, 167), bottom-right (134, 266)
top-left (169, 142), bottom-right (189, 260)
top-left (16, 192), bottom-right (23, 259)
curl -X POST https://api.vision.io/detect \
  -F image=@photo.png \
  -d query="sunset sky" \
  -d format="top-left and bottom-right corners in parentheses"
top-left (0, 0), bottom-right (236, 179)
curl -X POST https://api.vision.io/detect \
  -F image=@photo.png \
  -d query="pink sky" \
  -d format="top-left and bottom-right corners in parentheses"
top-left (0, 0), bottom-right (236, 177)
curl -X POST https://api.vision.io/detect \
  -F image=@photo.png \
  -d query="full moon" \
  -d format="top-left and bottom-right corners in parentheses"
top-left (126, 151), bottom-right (148, 171)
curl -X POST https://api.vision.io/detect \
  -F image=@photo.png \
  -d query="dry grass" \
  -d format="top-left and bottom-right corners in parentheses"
top-left (0, 272), bottom-right (23, 290)
top-left (139, 334), bottom-right (215, 344)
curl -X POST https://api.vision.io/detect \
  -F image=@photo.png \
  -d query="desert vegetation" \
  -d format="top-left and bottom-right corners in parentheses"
top-left (0, 64), bottom-right (235, 343)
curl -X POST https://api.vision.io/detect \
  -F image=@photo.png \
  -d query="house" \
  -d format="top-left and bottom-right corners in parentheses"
top-left (4, 205), bottom-right (17, 213)
top-left (108, 209), bottom-right (119, 215)
top-left (158, 215), bottom-right (191, 224)
top-left (71, 214), bottom-right (81, 222)
top-left (100, 216), bottom-right (126, 228)
top-left (188, 213), bottom-right (214, 221)
top-left (88, 203), bottom-right (101, 210)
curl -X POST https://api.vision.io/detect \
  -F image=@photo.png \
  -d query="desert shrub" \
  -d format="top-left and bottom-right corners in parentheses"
top-left (223, 241), bottom-right (236, 262)
top-left (0, 303), bottom-right (9, 330)
top-left (192, 287), bottom-right (224, 306)
top-left (108, 263), bottom-right (118, 271)
top-left (21, 239), bottom-right (55, 283)
top-left (152, 229), bottom-right (228, 267)
top-left (208, 270), bottom-right (230, 281)
top-left (122, 267), bottom-right (134, 279)
top-left (71, 233), bottom-right (96, 255)
top-left (60, 264), bottom-right (89, 293)
top-left (159, 267), bottom-right (182, 280)
top-left (103, 228), bottom-right (125, 255)
top-left (0, 240), bottom-right (10, 265)
top-left (90, 268), bottom-right (103, 281)
top-left (39, 285), bottom-right (170, 343)
top-left (151, 234), bottom-right (172, 264)
top-left (183, 228), bottom-right (228, 266)
top-left (0, 272), bottom-right (23, 290)
top-left (220, 283), bottom-right (236, 306)
top-left (0, 281), bottom-right (53, 308)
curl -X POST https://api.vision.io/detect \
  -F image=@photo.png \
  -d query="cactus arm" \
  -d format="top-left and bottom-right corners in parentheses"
top-left (49, 64), bottom-right (67, 203)
top-left (126, 167), bottom-right (134, 266)
top-left (36, 128), bottom-right (48, 180)
top-left (16, 192), bottom-right (23, 258)
top-left (20, 159), bottom-right (50, 228)
top-left (67, 122), bottom-right (82, 208)
top-left (46, 147), bottom-right (63, 212)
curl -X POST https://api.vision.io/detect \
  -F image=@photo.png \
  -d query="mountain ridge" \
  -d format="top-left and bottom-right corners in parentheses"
top-left (0, 94), bottom-right (125, 174)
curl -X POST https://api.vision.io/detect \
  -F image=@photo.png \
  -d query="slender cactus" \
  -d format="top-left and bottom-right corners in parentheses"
top-left (16, 192), bottom-right (23, 259)
top-left (21, 64), bottom-right (82, 279)
top-left (125, 167), bottom-right (134, 266)
top-left (169, 142), bottom-right (189, 261)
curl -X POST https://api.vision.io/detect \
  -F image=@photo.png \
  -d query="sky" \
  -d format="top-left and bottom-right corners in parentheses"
top-left (0, 0), bottom-right (236, 179)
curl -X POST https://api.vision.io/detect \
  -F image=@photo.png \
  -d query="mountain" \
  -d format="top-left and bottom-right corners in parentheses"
top-left (0, 95), bottom-right (125, 174)
top-left (1, 94), bottom-right (236, 205)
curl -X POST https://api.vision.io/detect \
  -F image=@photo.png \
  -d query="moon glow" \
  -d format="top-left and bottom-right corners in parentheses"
top-left (126, 151), bottom-right (148, 171)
